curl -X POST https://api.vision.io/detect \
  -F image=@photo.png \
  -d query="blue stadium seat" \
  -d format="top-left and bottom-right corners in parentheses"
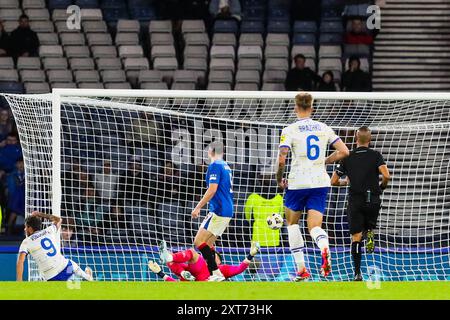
top-left (243, 7), bottom-right (265, 21)
top-left (268, 0), bottom-right (290, 9)
top-left (321, 8), bottom-right (342, 19)
top-left (268, 8), bottom-right (289, 21)
top-left (241, 20), bottom-right (264, 33)
top-left (292, 33), bottom-right (316, 45)
top-left (242, 0), bottom-right (265, 8)
top-left (129, 6), bottom-right (157, 21)
top-left (267, 20), bottom-right (290, 33)
top-left (293, 21), bottom-right (317, 34)
top-left (128, 0), bottom-right (156, 7)
top-left (74, 0), bottom-right (99, 8)
top-left (320, 21), bottom-right (344, 33)
top-left (103, 8), bottom-right (130, 23)
top-left (48, 0), bottom-right (73, 10)
top-left (319, 33), bottom-right (343, 44)
top-left (0, 82), bottom-right (24, 94)
top-left (213, 19), bottom-right (239, 34)
top-left (342, 4), bottom-right (371, 17)
top-left (100, 0), bottom-right (126, 9)
top-left (322, 0), bottom-right (345, 9)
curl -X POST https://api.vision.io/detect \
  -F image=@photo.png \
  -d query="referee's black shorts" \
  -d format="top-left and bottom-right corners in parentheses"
top-left (346, 194), bottom-right (381, 235)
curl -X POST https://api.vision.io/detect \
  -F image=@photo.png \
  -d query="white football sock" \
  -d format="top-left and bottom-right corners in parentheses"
top-left (212, 269), bottom-right (224, 277)
top-left (310, 226), bottom-right (329, 252)
top-left (287, 224), bottom-right (306, 271)
top-left (70, 260), bottom-right (92, 281)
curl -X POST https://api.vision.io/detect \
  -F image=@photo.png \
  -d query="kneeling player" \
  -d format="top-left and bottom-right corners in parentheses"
top-left (16, 211), bottom-right (94, 282)
top-left (149, 241), bottom-right (260, 281)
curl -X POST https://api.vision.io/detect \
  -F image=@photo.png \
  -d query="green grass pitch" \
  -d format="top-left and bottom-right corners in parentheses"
top-left (0, 281), bottom-right (449, 300)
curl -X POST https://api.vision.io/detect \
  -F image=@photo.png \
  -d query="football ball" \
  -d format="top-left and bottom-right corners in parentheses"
top-left (266, 213), bottom-right (284, 230)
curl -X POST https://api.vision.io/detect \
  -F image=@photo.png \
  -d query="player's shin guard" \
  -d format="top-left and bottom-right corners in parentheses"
top-left (310, 226), bottom-right (329, 251)
top-left (171, 249), bottom-right (194, 263)
top-left (287, 224), bottom-right (306, 270)
top-left (351, 241), bottom-right (362, 275)
top-left (197, 243), bottom-right (218, 274)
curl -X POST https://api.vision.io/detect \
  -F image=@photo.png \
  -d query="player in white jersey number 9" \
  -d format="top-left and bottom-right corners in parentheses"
top-left (16, 211), bottom-right (94, 282)
top-left (276, 92), bottom-right (349, 281)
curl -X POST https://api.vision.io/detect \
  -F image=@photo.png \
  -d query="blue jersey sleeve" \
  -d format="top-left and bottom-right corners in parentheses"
top-left (208, 163), bottom-right (222, 185)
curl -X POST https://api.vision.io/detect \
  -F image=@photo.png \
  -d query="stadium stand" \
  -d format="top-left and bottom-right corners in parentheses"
top-left (0, 0), bottom-right (379, 95)
top-left (10, 0), bottom-right (450, 238)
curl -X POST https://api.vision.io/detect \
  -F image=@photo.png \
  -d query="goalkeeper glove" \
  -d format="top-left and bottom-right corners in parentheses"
top-left (247, 241), bottom-right (261, 261)
top-left (148, 261), bottom-right (162, 273)
top-left (180, 271), bottom-right (196, 281)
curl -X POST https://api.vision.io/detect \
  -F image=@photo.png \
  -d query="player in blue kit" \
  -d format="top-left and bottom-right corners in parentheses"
top-left (186, 141), bottom-right (233, 282)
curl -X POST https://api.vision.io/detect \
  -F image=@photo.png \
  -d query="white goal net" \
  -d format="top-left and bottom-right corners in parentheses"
top-left (3, 90), bottom-right (450, 282)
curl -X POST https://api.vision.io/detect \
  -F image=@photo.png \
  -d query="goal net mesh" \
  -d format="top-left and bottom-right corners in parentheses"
top-left (3, 91), bottom-right (450, 282)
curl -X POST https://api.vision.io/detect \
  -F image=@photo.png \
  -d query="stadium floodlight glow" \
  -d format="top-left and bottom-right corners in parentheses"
top-left (3, 89), bottom-right (450, 281)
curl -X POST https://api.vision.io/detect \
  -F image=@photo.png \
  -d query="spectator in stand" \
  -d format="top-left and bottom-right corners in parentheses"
top-left (0, 134), bottom-right (22, 173)
top-left (285, 54), bottom-right (321, 91)
top-left (344, 18), bottom-right (374, 45)
top-left (94, 161), bottom-right (118, 205)
top-left (244, 174), bottom-right (284, 247)
top-left (317, 71), bottom-right (339, 91)
top-left (0, 109), bottom-right (14, 142)
top-left (76, 186), bottom-right (104, 239)
top-left (6, 158), bottom-right (25, 235)
top-left (341, 56), bottom-right (372, 92)
top-left (61, 217), bottom-right (77, 248)
top-left (0, 20), bottom-right (11, 57)
top-left (157, 160), bottom-right (187, 203)
top-left (185, 0), bottom-right (210, 19)
top-left (118, 156), bottom-right (156, 207)
top-left (209, 0), bottom-right (242, 21)
top-left (9, 14), bottom-right (39, 59)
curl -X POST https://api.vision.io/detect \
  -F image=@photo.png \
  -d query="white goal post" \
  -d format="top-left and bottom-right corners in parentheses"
top-left (3, 89), bottom-right (450, 282)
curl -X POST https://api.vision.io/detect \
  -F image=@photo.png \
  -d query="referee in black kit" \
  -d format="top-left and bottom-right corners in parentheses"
top-left (331, 126), bottom-right (391, 281)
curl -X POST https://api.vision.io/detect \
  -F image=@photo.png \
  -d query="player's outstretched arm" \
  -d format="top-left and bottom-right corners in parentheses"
top-left (276, 147), bottom-right (289, 190)
top-left (379, 164), bottom-right (391, 190)
top-left (330, 172), bottom-right (348, 187)
top-left (220, 242), bottom-right (260, 279)
top-left (191, 184), bottom-right (219, 219)
top-left (16, 252), bottom-right (26, 281)
top-left (148, 261), bottom-right (176, 282)
top-left (325, 139), bottom-right (350, 164)
top-left (31, 211), bottom-right (62, 229)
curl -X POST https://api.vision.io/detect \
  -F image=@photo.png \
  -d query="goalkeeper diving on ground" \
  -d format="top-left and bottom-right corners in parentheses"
top-left (16, 211), bottom-right (94, 281)
top-left (148, 241), bottom-right (260, 281)
top-left (276, 92), bottom-right (350, 281)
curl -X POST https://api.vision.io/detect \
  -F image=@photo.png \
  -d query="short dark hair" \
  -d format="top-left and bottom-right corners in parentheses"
top-left (25, 216), bottom-right (42, 232)
top-left (19, 14), bottom-right (29, 20)
top-left (322, 70), bottom-right (334, 80)
top-left (294, 54), bottom-right (306, 61)
top-left (295, 92), bottom-right (313, 110)
top-left (356, 126), bottom-right (372, 144)
top-left (209, 141), bottom-right (224, 155)
top-left (348, 55), bottom-right (361, 68)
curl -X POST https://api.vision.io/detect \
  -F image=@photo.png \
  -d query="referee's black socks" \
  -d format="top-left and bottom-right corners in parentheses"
top-left (198, 243), bottom-right (218, 274)
top-left (351, 241), bottom-right (362, 275)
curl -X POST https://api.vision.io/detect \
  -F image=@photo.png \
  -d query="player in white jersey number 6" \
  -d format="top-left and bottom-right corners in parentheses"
top-left (16, 211), bottom-right (94, 282)
top-left (276, 92), bottom-right (350, 281)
